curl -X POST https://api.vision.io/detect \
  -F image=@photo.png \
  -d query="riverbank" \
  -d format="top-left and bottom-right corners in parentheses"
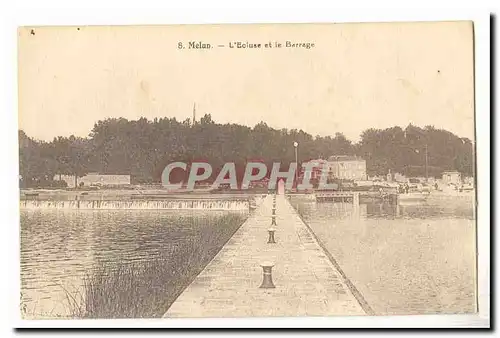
top-left (21, 211), bottom-right (249, 319)
top-left (81, 213), bottom-right (247, 318)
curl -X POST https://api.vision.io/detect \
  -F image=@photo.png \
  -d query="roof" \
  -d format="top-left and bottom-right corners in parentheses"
top-left (327, 155), bottom-right (364, 162)
top-left (85, 173), bottom-right (131, 177)
top-left (304, 158), bottom-right (329, 164)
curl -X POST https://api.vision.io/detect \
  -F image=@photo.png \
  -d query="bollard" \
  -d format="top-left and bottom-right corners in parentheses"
top-left (267, 227), bottom-right (276, 244)
top-left (271, 215), bottom-right (277, 226)
top-left (259, 262), bottom-right (276, 288)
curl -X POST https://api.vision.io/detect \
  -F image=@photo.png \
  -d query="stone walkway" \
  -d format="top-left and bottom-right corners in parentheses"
top-left (164, 194), bottom-right (366, 318)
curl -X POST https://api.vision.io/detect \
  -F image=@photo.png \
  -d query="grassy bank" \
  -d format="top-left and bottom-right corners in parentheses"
top-left (66, 213), bottom-right (247, 318)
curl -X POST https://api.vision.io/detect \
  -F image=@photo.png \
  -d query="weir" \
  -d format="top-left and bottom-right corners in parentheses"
top-left (19, 199), bottom-right (255, 211)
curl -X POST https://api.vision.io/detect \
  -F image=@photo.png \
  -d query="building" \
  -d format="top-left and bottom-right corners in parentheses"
top-left (300, 159), bottom-right (329, 182)
top-left (55, 173), bottom-right (131, 188)
top-left (393, 172), bottom-right (407, 183)
top-left (441, 171), bottom-right (462, 186)
top-left (327, 155), bottom-right (367, 181)
top-left (386, 169), bottom-right (394, 182)
top-left (463, 176), bottom-right (474, 185)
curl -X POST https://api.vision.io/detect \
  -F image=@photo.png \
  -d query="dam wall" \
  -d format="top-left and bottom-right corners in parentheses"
top-left (20, 199), bottom-right (252, 211)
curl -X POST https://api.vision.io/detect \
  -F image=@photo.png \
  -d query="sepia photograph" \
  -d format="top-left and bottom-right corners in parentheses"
top-left (16, 20), bottom-right (483, 324)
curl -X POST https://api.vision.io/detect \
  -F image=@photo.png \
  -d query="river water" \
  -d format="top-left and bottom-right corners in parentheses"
top-left (20, 194), bottom-right (476, 318)
top-left (20, 209), bottom-right (247, 318)
top-left (291, 194), bottom-right (476, 315)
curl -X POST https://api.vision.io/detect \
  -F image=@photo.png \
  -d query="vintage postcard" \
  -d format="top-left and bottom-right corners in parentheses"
top-left (18, 22), bottom-right (477, 321)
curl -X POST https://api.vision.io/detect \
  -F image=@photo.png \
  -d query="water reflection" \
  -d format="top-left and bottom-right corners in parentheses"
top-left (20, 209), bottom-right (247, 318)
top-left (362, 198), bottom-right (475, 220)
top-left (291, 196), bottom-right (476, 315)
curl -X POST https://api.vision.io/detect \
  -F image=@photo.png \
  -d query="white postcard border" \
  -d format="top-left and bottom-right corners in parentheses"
top-left (1, 2), bottom-right (491, 330)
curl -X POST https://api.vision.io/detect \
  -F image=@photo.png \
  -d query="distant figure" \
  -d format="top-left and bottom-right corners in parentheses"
top-left (404, 184), bottom-right (409, 194)
top-left (434, 182), bottom-right (438, 190)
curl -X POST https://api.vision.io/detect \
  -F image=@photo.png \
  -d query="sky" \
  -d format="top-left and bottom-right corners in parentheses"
top-left (18, 22), bottom-right (475, 142)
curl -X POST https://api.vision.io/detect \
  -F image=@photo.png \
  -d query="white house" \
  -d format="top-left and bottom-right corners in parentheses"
top-left (55, 173), bottom-right (131, 188)
top-left (327, 155), bottom-right (367, 181)
top-left (441, 171), bottom-right (462, 186)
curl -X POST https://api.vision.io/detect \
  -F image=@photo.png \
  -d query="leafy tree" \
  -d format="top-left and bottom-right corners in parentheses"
top-left (18, 117), bottom-right (475, 187)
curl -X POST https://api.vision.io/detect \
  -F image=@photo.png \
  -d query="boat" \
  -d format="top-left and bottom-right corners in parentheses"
top-left (459, 184), bottom-right (474, 192)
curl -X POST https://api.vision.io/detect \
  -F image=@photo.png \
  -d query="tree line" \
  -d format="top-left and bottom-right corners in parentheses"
top-left (18, 114), bottom-right (474, 188)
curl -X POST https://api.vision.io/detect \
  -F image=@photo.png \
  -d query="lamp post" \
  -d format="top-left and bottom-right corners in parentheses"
top-left (412, 145), bottom-right (428, 183)
top-left (425, 144), bottom-right (428, 183)
top-left (293, 141), bottom-right (299, 189)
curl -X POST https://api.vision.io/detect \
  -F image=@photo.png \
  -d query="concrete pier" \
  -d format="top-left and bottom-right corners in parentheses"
top-left (164, 194), bottom-right (367, 318)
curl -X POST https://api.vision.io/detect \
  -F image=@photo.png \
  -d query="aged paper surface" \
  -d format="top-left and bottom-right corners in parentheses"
top-left (18, 22), bottom-right (476, 319)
